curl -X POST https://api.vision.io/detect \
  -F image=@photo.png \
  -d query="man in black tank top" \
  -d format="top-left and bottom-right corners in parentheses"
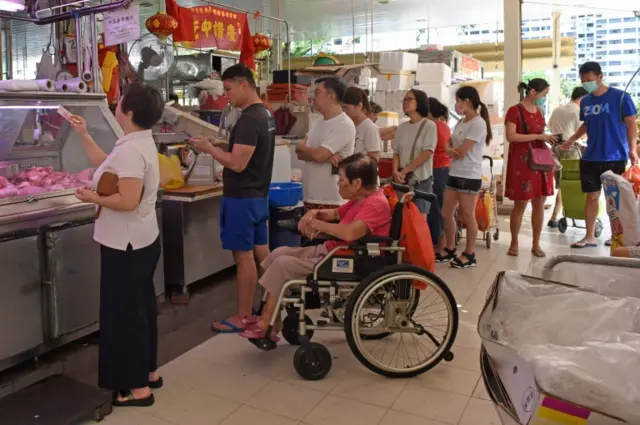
top-left (189, 64), bottom-right (275, 333)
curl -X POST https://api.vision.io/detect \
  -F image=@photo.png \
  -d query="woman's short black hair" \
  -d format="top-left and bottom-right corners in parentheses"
top-left (428, 97), bottom-right (449, 120)
top-left (342, 86), bottom-right (371, 113)
top-left (339, 153), bottom-right (378, 189)
top-left (409, 89), bottom-right (429, 118)
top-left (120, 82), bottom-right (164, 130)
top-left (370, 102), bottom-right (383, 114)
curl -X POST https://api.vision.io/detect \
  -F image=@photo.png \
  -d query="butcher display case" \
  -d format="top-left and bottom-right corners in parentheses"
top-left (0, 92), bottom-right (164, 372)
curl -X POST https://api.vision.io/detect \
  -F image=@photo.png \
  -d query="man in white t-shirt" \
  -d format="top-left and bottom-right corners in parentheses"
top-left (296, 77), bottom-right (355, 210)
top-left (547, 86), bottom-right (588, 228)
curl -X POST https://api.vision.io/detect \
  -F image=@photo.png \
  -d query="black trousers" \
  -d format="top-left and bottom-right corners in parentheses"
top-left (98, 238), bottom-right (161, 391)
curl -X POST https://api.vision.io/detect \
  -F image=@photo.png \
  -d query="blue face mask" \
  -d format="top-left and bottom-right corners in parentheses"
top-left (534, 97), bottom-right (546, 106)
top-left (582, 81), bottom-right (599, 93)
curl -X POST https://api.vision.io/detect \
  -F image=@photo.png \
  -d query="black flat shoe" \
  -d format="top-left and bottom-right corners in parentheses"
top-left (113, 390), bottom-right (155, 407)
top-left (149, 377), bottom-right (163, 389)
top-left (547, 220), bottom-right (558, 228)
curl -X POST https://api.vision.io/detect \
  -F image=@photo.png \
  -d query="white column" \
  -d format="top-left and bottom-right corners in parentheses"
top-left (500, 0), bottom-right (523, 210)
top-left (549, 11), bottom-right (562, 112)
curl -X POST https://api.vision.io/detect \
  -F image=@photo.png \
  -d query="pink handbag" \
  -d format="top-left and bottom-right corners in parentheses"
top-left (517, 104), bottom-right (555, 172)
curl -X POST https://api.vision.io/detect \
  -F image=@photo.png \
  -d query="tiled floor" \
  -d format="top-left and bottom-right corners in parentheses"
top-left (79, 208), bottom-right (611, 425)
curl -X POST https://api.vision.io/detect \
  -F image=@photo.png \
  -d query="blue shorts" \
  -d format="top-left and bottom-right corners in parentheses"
top-left (220, 197), bottom-right (269, 251)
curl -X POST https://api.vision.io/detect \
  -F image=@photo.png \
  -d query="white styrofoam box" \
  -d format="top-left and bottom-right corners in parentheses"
top-left (379, 51), bottom-right (419, 73)
top-left (416, 63), bottom-right (452, 86)
top-left (377, 73), bottom-right (415, 91)
top-left (414, 83), bottom-right (450, 106)
top-left (272, 144), bottom-right (292, 183)
top-left (384, 91), bottom-right (405, 114)
top-left (376, 111), bottom-right (399, 128)
top-left (360, 67), bottom-right (372, 79)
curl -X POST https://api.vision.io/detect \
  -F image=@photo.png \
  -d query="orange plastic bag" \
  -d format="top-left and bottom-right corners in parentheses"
top-left (476, 191), bottom-right (490, 232)
top-left (623, 165), bottom-right (640, 198)
top-left (383, 185), bottom-right (436, 290)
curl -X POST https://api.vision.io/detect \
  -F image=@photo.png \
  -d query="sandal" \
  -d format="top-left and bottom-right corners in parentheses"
top-left (507, 247), bottom-right (519, 257)
top-left (148, 377), bottom-right (163, 390)
top-left (571, 240), bottom-right (597, 249)
top-left (531, 247), bottom-right (546, 258)
top-left (450, 252), bottom-right (477, 269)
top-left (211, 316), bottom-right (258, 334)
top-left (436, 247), bottom-right (457, 263)
top-left (112, 390), bottom-right (155, 407)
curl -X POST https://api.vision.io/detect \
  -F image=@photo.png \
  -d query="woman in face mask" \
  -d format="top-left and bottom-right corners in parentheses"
top-left (504, 78), bottom-right (557, 258)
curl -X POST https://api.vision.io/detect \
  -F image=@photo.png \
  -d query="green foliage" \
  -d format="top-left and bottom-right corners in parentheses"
top-left (289, 39), bottom-right (334, 58)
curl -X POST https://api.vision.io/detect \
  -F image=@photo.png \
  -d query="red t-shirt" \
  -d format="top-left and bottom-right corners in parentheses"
top-left (433, 120), bottom-right (452, 169)
top-left (325, 190), bottom-right (392, 251)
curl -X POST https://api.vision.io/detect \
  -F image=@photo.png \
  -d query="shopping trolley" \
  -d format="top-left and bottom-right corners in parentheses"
top-left (456, 156), bottom-right (500, 249)
top-left (480, 254), bottom-right (640, 425)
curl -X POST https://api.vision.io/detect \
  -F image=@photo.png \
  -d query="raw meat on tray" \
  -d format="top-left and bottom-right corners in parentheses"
top-left (0, 167), bottom-right (94, 199)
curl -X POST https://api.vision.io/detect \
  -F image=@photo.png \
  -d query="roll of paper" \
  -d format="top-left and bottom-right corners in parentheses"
top-left (55, 80), bottom-right (68, 92)
top-left (61, 78), bottom-right (88, 93)
top-left (0, 79), bottom-right (54, 92)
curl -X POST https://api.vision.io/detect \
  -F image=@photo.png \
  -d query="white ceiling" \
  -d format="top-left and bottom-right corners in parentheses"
top-left (186, 0), bottom-right (639, 40)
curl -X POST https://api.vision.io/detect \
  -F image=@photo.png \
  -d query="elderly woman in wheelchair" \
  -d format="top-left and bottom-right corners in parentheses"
top-left (240, 153), bottom-right (458, 380)
top-left (241, 153), bottom-right (392, 341)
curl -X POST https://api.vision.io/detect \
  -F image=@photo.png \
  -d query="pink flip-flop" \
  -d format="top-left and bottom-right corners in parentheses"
top-left (240, 327), bottom-right (281, 343)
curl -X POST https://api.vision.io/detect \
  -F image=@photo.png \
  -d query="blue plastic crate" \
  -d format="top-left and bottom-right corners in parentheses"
top-left (269, 182), bottom-right (303, 207)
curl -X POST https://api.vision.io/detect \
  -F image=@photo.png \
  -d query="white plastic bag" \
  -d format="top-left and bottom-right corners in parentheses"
top-left (601, 170), bottom-right (640, 249)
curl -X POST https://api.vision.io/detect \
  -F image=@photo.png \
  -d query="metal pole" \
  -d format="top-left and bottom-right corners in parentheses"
top-left (74, 15), bottom-right (83, 79)
top-left (6, 20), bottom-right (11, 79)
top-left (370, 0), bottom-right (374, 62)
top-left (90, 14), bottom-right (99, 92)
top-left (351, 0), bottom-right (356, 64)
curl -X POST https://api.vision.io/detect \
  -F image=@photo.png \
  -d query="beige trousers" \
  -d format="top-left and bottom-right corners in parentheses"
top-left (259, 244), bottom-right (329, 295)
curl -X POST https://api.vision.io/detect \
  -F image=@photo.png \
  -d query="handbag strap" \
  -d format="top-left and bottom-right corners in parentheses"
top-left (409, 119), bottom-right (428, 162)
top-left (516, 103), bottom-right (529, 135)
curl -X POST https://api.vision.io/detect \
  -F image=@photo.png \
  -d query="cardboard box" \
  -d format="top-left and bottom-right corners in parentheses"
top-left (478, 272), bottom-right (628, 425)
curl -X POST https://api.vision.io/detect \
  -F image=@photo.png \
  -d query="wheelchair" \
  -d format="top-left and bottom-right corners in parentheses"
top-left (251, 183), bottom-right (459, 381)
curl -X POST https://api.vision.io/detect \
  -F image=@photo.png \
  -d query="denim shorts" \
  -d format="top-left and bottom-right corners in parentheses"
top-left (446, 176), bottom-right (482, 194)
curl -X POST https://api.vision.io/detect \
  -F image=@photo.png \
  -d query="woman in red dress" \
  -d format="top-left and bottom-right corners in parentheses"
top-left (504, 79), bottom-right (557, 258)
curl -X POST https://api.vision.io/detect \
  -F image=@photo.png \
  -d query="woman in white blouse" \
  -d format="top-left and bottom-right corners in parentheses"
top-left (69, 83), bottom-right (164, 407)
top-left (392, 89), bottom-right (438, 216)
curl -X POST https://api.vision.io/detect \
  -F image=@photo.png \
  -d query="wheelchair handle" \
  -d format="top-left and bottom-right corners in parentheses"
top-left (390, 182), bottom-right (438, 203)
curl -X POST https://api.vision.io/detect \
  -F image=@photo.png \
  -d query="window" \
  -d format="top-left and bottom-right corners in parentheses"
top-left (609, 50), bottom-right (622, 55)
top-left (623, 27), bottom-right (637, 33)
top-left (609, 61), bottom-right (622, 66)
top-left (624, 38), bottom-right (636, 44)
top-left (587, 23), bottom-right (594, 27)
top-left (578, 53), bottom-right (586, 58)
top-left (470, 30), bottom-right (479, 35)
top-left (623, 17), bottom-right (637, 22)
top-left (531, 27), bottom-right (540, 31)
top-left (482, 30), bottom-right (490, 34)
top-left (624, 49), bottom-right (637, 55)
top-left (596, 19), bottom-right (606, 24)
top-left (609, 40), bottom-right (622, 45)
top-left (609, 29), bottom-right (621, 34)
top-left (596, 29), bottom-right (607, 35)
top-left (609, 18), bottom-right (621, 23)
top-left (608, 72), bottom-right (622, 77)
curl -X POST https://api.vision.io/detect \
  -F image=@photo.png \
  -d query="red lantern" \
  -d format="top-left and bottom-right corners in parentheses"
top-left (145, 12), bottom-right (178, 39)
top-left (252, 33), bottom-right (272, 53)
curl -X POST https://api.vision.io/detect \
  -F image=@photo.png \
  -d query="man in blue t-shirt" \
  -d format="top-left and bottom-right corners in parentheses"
top-left (561, 61), bottom-right (638, 248)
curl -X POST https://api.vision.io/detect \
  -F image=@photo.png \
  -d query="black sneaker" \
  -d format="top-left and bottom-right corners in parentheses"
top-left (436, 248), bottom-right (457, 263)
top-left (450, 252), bottom-right (477, 269)
top-left (547, 220), bottom-right (558, 228)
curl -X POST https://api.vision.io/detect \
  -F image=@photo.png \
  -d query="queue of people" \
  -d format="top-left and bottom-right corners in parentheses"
top-left (67, 59), bottom-right (637, 409)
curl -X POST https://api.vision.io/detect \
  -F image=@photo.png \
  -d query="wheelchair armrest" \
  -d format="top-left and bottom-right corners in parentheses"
top-left (355, 235), bottom-right (395, 245)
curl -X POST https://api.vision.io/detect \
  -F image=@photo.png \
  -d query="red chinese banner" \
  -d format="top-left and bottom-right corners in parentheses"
top-left (166, 0), bottom-right (255, 69)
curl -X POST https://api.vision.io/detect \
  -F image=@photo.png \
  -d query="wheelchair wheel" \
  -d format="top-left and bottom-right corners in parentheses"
top-left (361, 285), bottom-right (421, 341)
top-left (293, 343), bottom-right (332, 381)
top-left (282, 314), bottom-right (314, 345)
top-left (344, 264), bottom-right (458, 378)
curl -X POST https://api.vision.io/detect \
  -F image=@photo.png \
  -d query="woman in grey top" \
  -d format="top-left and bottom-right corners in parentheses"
top-left (392, 89), bottom-right (437, 215)
top-left (437, 86), bottom-right (493, 269)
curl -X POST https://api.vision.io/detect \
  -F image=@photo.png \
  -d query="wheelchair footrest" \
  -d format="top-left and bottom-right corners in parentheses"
top-left (248, 338), bottom-right (277, 352)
